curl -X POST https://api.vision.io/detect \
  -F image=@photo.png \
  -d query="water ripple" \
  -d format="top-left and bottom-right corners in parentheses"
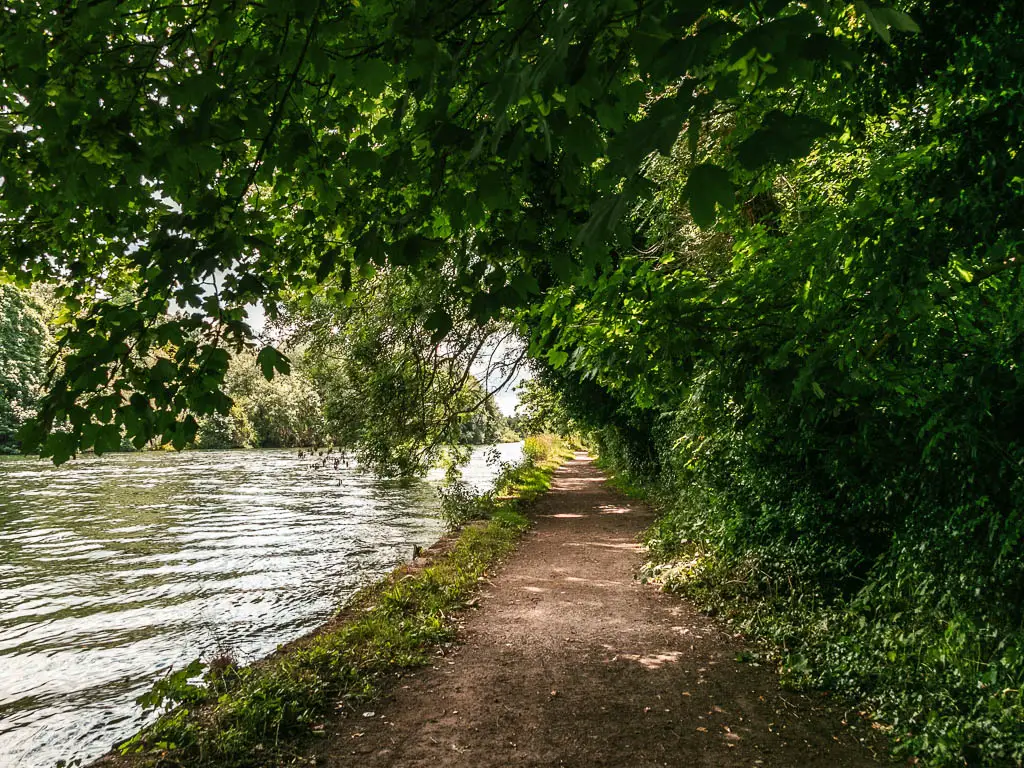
top-left (0, 443), bottom-right (521, 767)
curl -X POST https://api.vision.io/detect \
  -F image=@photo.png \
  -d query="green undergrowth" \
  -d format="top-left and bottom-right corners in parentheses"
top-left (438, 434), bottom-right (573, 529)
top-left (595, 456), bottom-right (652, 502)
top-left (114, 436), bottom-right (569, 767)
top-left (600, 452), bottom-right (1024, 767)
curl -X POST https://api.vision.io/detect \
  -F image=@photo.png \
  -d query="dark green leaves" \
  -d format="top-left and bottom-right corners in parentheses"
top-left (43, 432), bottom-right (78, 465)
top-left (424, 309), bottom-right (453, 343)
top-left (256, 347), bottom-right (291, 381)
top-left (93, 424), bottom-right (122, 455)
top-left (736, 111), bottom-right (834, 170)
top-left (607, 92), bottom-right (694, 174)
top-left (1, 0), bottom-right (886, 459)
top-left (685, 164), bottom-right (735, 228)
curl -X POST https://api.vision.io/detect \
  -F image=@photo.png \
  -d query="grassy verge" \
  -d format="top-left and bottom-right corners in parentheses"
top-left (107, 436), bottom-right (570, 767)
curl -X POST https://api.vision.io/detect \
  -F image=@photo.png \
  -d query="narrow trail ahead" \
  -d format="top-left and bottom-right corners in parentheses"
top-left (315, 456), bottom-right (884, 767)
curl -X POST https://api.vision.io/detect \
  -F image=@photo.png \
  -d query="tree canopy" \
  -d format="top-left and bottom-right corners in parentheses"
top-left (1, 0), bottom-right (916, 461)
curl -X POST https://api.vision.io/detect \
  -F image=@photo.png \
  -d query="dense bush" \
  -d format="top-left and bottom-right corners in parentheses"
top-left (528, 2), bottom-right (1024, 763)
top-left (439, 434), bottom-right (571, 529)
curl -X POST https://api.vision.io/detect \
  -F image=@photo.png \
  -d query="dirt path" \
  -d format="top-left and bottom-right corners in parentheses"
top-left (313, 456), bottom-right (884, 767)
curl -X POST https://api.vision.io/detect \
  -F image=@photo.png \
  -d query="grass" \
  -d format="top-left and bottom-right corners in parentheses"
top-left (592, 455), bottom-right (652, 501)
top-left (113, 436), bottom-right (571, 767)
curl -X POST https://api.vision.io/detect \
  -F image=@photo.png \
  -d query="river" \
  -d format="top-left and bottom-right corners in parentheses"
top-left (0, 442), bottom-right (523, 768)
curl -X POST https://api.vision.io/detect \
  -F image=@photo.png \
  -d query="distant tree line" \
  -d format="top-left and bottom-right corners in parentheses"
top-left (0, 283), bottom-right (517, 462)
top-left (0, 286), bottom-right (50, 454)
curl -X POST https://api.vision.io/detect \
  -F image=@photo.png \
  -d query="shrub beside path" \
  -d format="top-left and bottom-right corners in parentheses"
top-left (313, 455), bottom-right (885, 767)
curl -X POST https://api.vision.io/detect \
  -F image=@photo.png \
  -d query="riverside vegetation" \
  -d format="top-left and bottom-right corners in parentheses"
top-left (3, 0), bottom-right (1022, 764)
top-left (103, 436), bottom-right (570, 768)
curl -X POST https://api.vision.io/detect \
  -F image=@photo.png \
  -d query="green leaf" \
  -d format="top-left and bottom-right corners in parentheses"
top-left (44, 432), bottom-right (77, 465)
top-left (16, 418), bottom-right (46, 454)
top-left (685, 164), bottom-right (734, 228)
top-left (151, 357), bottom-right (177, 382)
top-left (424, 309), bottom-right (453, 343)
top-left (736, 112), bottom-right (833, 169)
top-left (855, 3), bottom-right (920, 43)
top-left (94, 424), bottom-right (121, 455)
top-left (256, 347), bottom-right (291, 381)
top-left (547, 348), bottom-right (569, 368)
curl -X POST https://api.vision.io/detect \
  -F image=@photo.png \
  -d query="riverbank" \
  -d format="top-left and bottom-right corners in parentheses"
top-left (290, 455), bottom-right (886, 767)
top-left (96, 437), bottom-right (571, 767)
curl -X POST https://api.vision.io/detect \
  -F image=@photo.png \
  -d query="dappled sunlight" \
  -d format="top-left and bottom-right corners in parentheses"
top-left (538, 513), bottom-right (585, 519)
top-left (602, 647), bottom-right (685, 669)
top-left (550, 474), bottom-right (605, 491)
top-left (596, 503), bottom-right (632, 515)
top-left (563, 540), bottom-right (643, 551)
top-left (670, 626), bottom-right (714, 641)
top-left (564, 576), bottom-right (623, 589)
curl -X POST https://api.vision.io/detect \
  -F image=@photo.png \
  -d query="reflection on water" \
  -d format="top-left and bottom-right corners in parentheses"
top-left (0, 443), bottom-right (522, 768)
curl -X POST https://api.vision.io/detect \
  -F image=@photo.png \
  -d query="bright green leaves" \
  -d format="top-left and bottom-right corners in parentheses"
top-left (547, 348), bottom-right (569, 368)
top-left (256, 346), bottom-right (291, 381)
top-left (685, 164), bottom-right (735, 228)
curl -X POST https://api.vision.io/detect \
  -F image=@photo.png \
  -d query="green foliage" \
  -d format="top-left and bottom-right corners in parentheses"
top-left (284, 268), bottom-right (521, 474)
top-left (136, 659), bottom-right (208, 713)
top-left (1, 0), bottom-right (904, 459)
top-left (0, 285), bottom-right (50, 453)
top-left (213, 351), bottom-right (326, 448)
top-left (437, 478), bottom-right (496, 530)
top-left (195, 405), bottom-right (257, 450)
top-left (512, 378), bottom-right (574, 438)
top-left (458, 384), bottom-right (516, 445)
top-left (438, 434), bottom-right (570, 529)
top-left (3, 0), bottom-right (1022, 760)
top-left (514, 1), bottom-right (1024, 763)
